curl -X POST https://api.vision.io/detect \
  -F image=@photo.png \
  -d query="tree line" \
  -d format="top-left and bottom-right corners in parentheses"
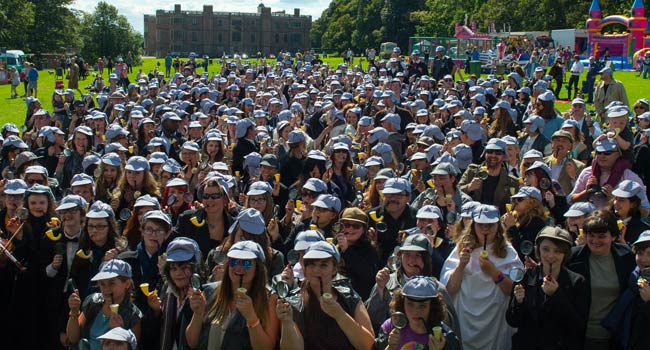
top-left (310, 0), bottom-right (650, 53)
top-left (0, 1), bottom-right (141, 65)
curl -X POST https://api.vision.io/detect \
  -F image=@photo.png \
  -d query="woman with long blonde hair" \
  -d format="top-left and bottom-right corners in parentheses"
top-left (442, 204), bottom-right (523, 350)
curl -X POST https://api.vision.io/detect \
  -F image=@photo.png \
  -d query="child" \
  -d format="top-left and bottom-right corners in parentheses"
top-left (603, 230), bottom-right (650, 350)
top-left (66, 259), bottom-right (143, 350)
top-left (376, 276), bottom-right (460, 350)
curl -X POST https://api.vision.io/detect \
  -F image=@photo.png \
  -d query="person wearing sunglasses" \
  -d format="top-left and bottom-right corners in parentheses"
top-left (571, 138), bottom-right (645, 205)
top-left (147, 237), bottom-right (203, 350)
top-left (217, 208), bottom-right (284, 281)
top-left (23, 164), bottom-right (49, 187)
top-left (459, 138), bottom-right (521, 213)
top-left (186, 240), bottom-right (279, 349)
top-left (334, 208), bottom-right (379, 300)
top-left (177, 177), bottom-right (234, 259)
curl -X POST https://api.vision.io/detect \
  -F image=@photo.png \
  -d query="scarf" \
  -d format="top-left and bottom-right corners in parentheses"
top-left (592, 156), bottom-right (630, 188)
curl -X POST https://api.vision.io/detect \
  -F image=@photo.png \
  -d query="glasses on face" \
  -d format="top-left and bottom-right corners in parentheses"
top-left (6, 194), bottom-right (22, 201)
top-left (202, 192), bottom-right (223, 200)
top-left (143, 228), bottom-right (166, 236)
top-left (301, 190), bottom-right (318, 198)
top-left (249, 197), bottom-right (267, 204)
top-left (229, 258), bottom-right (253, 269)
top-left (88, 224), bottom-right (109, 231)
top-left (26, 178), bottom-right (44, 185)
top-left (342, 222), bottom-right (364, 230)
top-left (59, 208), bottom-right (78, 215)
top-left (596, 151), bottom-right (615, 156)
top-left (445, 79), bottom-right (453, 82)
top-left (511, 197), bottom-right (525, 204)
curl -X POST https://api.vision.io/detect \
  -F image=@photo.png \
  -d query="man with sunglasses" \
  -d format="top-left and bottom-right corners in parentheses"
top-left (570, 138), bottom-right (645, 204)
top-left (458, 139), bottom-right (520, 213)
top-left (367, 178), bottom-right (417, 267)
top-left (544, 130), bottom-right (586, 195)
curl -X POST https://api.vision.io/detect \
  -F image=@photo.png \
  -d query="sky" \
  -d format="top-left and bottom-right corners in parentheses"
top-left (71, 0), bottom-right (330, 33)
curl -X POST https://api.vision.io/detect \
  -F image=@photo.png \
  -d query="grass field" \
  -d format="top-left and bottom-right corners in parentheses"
top-left (1, 57), bottom-right (648, 128)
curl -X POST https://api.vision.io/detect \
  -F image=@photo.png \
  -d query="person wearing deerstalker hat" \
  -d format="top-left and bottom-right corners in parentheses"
top-left (506, 226), bottom-right (588, 350)
top-left (66, 259), bottom-right (142, 350)
top-left (367, 177), bottom-right (417, 267)
top-left (610, 180), bottom-right (650, 245)
top-left (334, 207), bottom-right (379, 299)
top-left (441, 203), bottom-right (523, 350)
top-left (458, 138), bottom-right (520, 213)
top-left (231, 118), bottom-right (257, 174)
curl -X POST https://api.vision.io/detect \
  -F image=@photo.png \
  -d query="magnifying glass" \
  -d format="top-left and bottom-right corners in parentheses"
top-left (520, 240), bottom-right (534, 256)
top-left (287, 249), bottom-right (300, 266)
top-left (391, 311), bottom-right (408, 330)
top-left (387, 254), bottom-right (401, 273)
top-left (509, 267), bottom-right (525, 284)
top-left (276, 280), bottom-right (290, 299)
top-left (119, 208), bottom-right (131, 221)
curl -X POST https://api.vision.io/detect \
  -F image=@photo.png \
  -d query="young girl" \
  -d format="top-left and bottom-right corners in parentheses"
top-left (95, 153), bottom-right (123, 203)
top-left (111, 156), bottom-right (161, 215)
top-left (56, 125), bottom-right (94, 189)
top-left (147, 237), bottom-right (203, 350)
top-left (67, 259), bottom-right (142, 350)
top-left (376, 277), bottom-right (460, 350)
top-left (507, 227), bottom-right (587, 350)
top-left (5, 184), bottom-right (56, 348)
top-left (72, 201), bottom-right (127, 299)
top-left (161, 178), bottom-right (191, 226)
top-left (185, 240), bottom-right (280, 349)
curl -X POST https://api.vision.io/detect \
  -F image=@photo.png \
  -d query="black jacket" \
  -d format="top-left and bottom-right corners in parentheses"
top-left (366, 205), bottom-right (417, 267)
top-left (565, 243), bottom-right (636, 310)
top-left (231, 138), bottom-right (258, 174)
top-left (506, 266), bottom-right (588, 350)
top-left (622, 212), bottom-right (650, 246)
top-left (339, 238), bottom-right (379, 300)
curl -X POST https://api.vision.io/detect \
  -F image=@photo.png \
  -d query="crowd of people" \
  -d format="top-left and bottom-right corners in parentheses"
top-left (1, 44), bottom-right (649, 350)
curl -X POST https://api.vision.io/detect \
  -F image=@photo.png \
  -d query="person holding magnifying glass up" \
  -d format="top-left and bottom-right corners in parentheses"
top-left (506, 226), bottom-right (587, 350)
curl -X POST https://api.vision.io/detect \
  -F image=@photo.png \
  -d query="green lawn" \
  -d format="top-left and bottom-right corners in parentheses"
top-left (1, 57), bottom-right (647, 128)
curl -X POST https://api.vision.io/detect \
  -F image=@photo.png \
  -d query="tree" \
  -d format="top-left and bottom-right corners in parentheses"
top-left (0, 0), bottom-right (35, 49)
top-left (26, 0), bottom-right (81, 55)
top-left (79, 2), bottom-right (142, 64)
